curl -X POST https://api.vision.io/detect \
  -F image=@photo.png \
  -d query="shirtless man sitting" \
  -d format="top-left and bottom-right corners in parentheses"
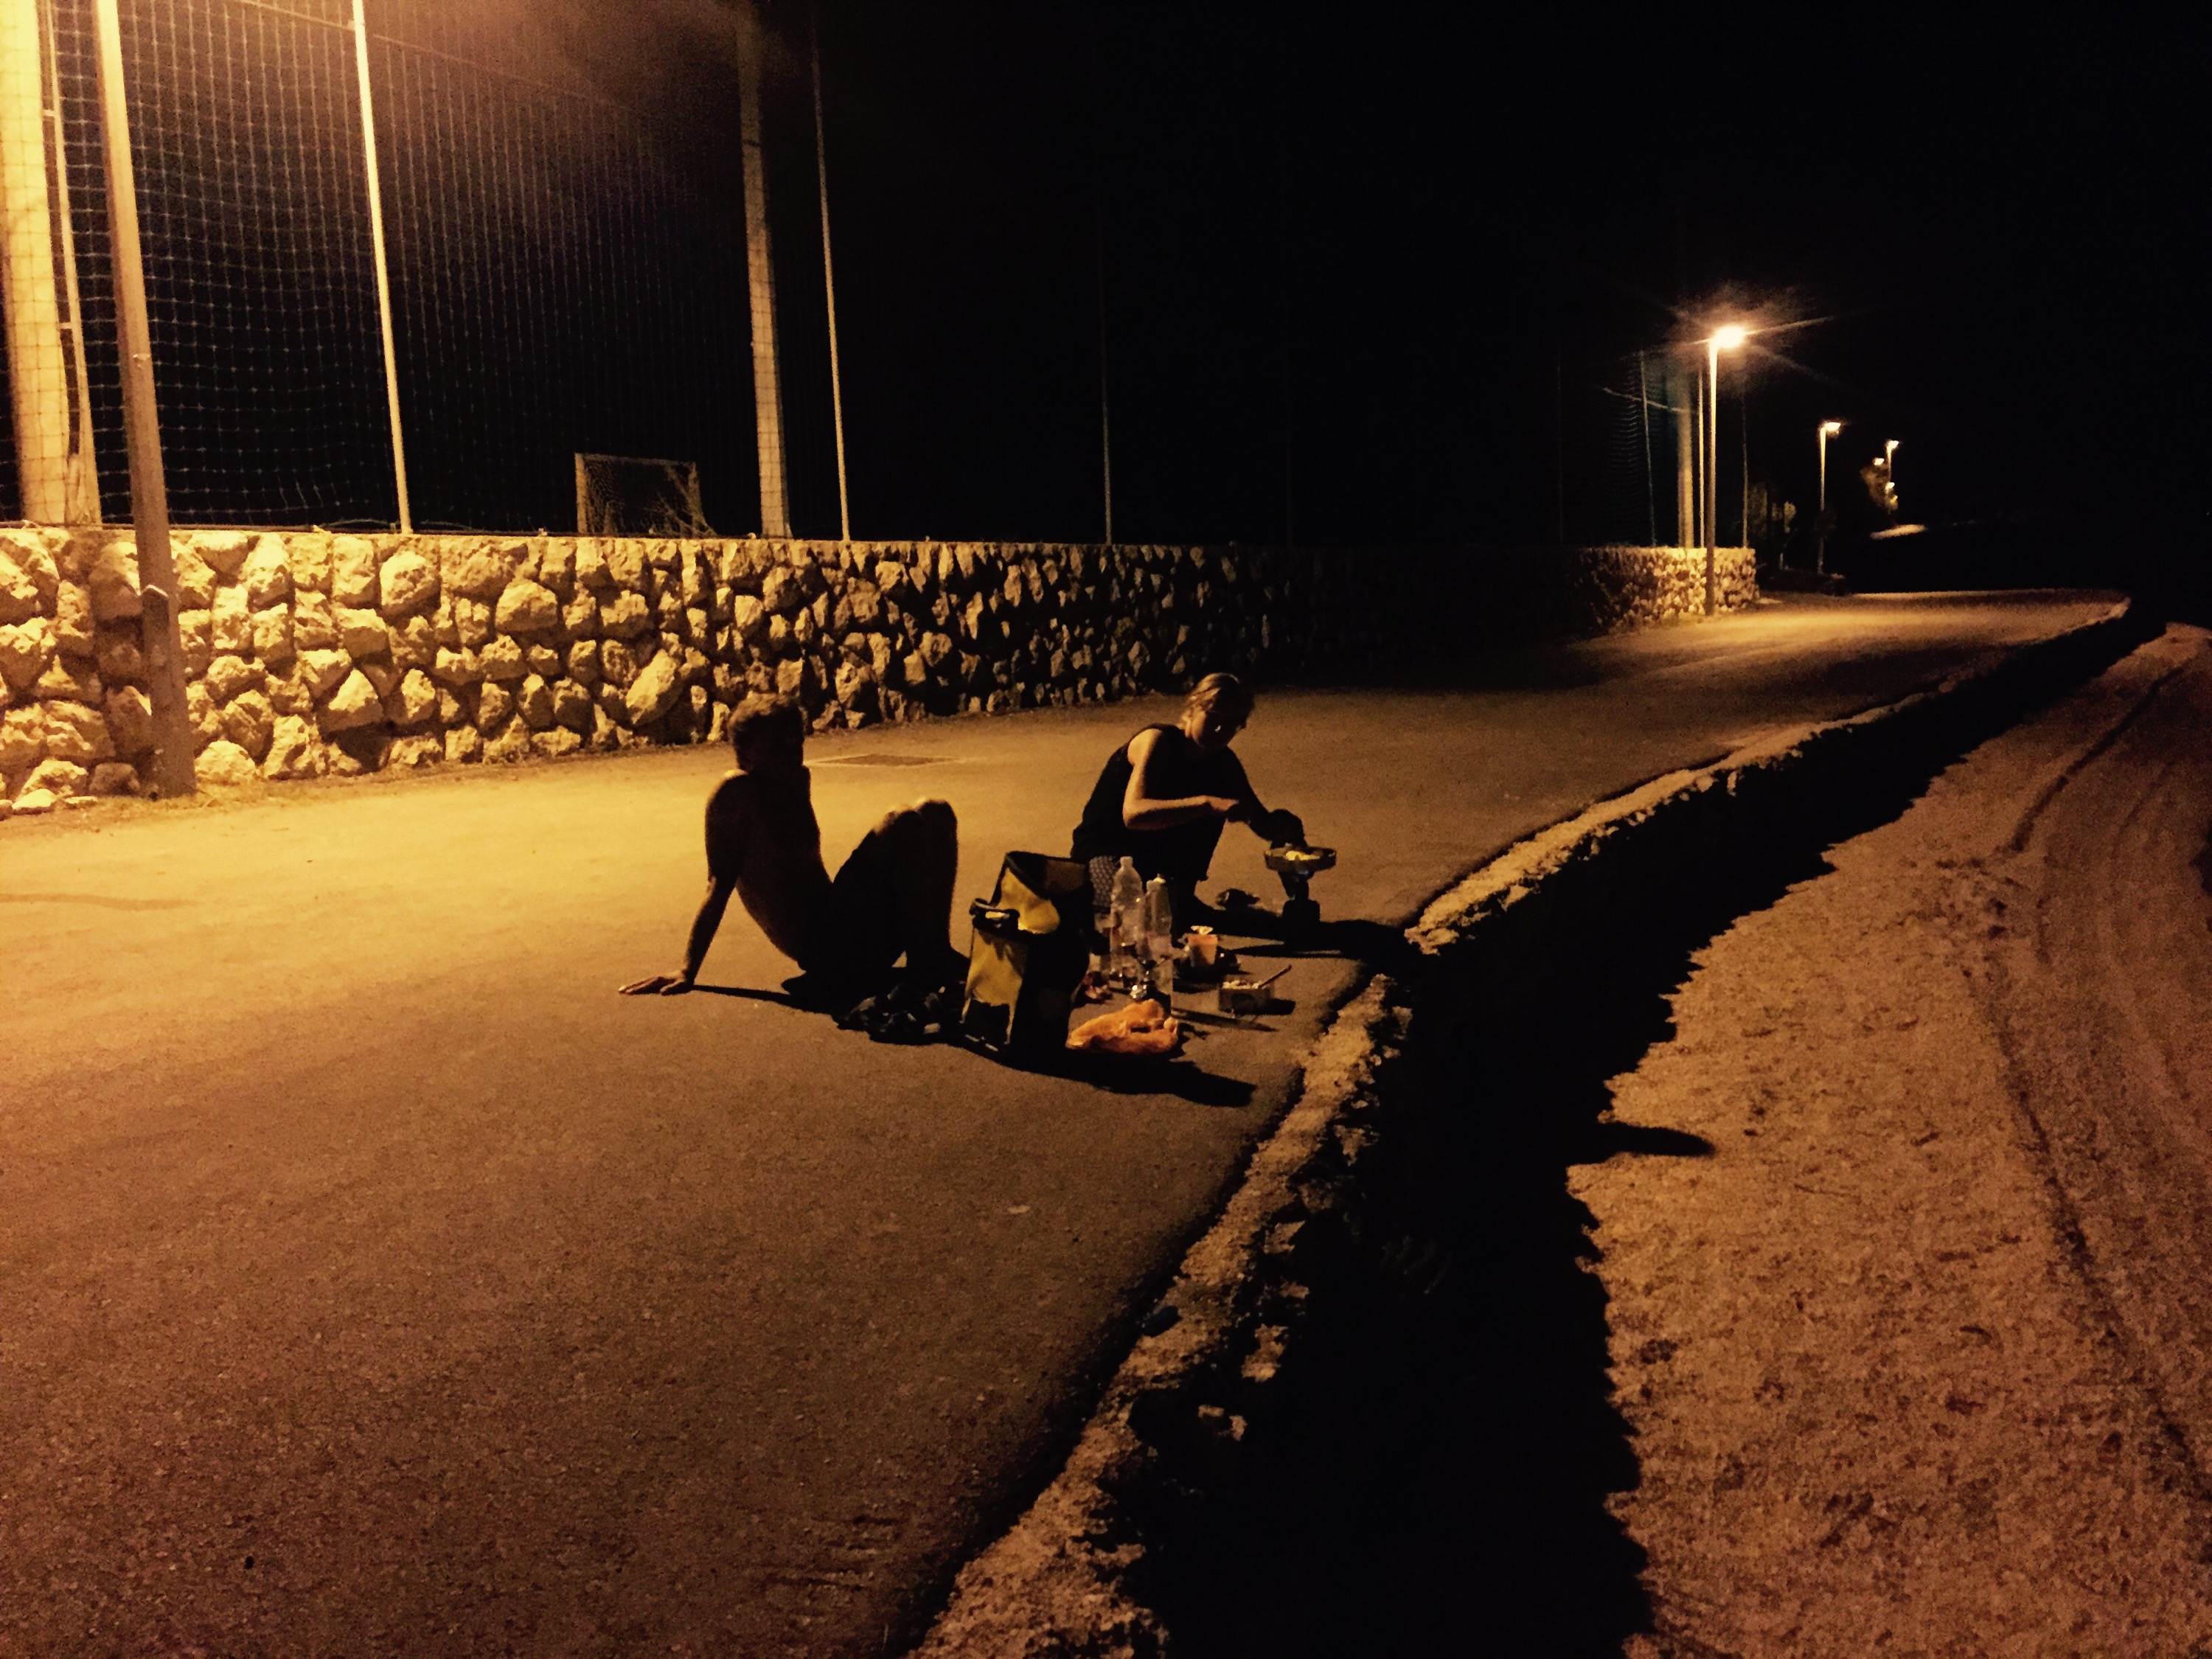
top-left (619, 693), bottom-right (964, 1001)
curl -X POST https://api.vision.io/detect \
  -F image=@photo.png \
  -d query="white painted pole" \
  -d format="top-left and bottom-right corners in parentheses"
top-left (0, 0), bottom-right (70, 522)
top-left (91, 0), bottom-right (193, 795)
top-left (350, 0), bottom-right (409, 532)
top-left (1817, 422), bottom-right (1829, 577)
top-left (809, 2), bottom-right (849, 543)
top-left (737, 0), bottom-right (789, 539)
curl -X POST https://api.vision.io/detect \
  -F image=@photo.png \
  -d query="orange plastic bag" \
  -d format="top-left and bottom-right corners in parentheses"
top-left (1065, 998), bottom-right (1183, 1057)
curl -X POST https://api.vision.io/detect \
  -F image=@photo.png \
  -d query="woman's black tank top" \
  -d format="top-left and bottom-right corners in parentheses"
top-left (1069, 724), bottom-right (1242, 883)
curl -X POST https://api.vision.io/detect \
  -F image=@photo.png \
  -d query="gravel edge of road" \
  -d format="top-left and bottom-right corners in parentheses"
top-left (1589, 624), bottom-right (2212, 1657)
top-left (908, 601), bottom-right (2145, 1659)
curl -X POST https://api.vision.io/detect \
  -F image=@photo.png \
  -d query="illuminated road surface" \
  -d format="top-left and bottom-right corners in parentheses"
top-left (1, 594), bottom-right (2121, 1655)
top-left (1583, 623), bottom-right (2212, 1652)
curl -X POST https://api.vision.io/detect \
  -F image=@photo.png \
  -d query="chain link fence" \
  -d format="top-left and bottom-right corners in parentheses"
top-left (0, 0), bottom-right (751, 534)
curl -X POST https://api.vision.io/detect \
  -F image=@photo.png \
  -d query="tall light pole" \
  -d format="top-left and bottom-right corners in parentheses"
top-left (808, 0), bottom-right (849, 542)
top-left (1882, 438), bottom-right (1899, 522)
top-left (1703, 323), bottom-right (1746, 613)
top-left (1817, 420), bottom-right (1843, 575)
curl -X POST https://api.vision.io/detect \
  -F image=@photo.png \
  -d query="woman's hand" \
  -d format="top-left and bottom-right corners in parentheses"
top-left (619, 971), bottom-right (695, 996)
top-left (1208, 796), bottom-right (1251, 821)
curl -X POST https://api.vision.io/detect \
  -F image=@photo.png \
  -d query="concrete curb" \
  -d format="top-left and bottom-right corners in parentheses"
top-left (910, 599), bottom-right (2143, 1658)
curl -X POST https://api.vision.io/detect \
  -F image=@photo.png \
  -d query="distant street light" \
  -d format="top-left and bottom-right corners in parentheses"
top-left (1817, 420), bottom-right (1843, 575)
top-left (1883, 438), bottom-right (1901, 520)
top-left (1704, 324), bottom-right (1748, 613)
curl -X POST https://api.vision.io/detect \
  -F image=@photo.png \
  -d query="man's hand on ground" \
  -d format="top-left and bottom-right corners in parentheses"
top-left (619, 972), bottom-right (695, 996)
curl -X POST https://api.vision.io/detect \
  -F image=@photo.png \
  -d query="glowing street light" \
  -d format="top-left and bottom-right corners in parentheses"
top-left (1703, 324), bottom-right (1749, 613)
top-left (1817, 420), bottom-right (1843, 575)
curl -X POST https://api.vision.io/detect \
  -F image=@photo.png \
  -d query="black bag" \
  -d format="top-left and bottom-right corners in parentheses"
top-left (961, 852), bottom-right (1093, 1057)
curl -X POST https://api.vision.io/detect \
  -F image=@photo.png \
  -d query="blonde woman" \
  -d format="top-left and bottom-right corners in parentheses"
top-left (1069, 672), bottom-right (1304, 917)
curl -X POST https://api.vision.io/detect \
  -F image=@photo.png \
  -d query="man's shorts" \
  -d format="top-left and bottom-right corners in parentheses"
top-left (804, 832), bottom-right (905, 984)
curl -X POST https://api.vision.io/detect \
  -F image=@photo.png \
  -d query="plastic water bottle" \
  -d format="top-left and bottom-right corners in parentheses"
top-left (1109, 857), bottom-right (1145, 984)
top-left (1142, 875), bottom-right (1173, 964)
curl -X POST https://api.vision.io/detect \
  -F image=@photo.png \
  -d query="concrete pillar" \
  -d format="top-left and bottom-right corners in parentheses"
top-left (737, 0), bottom-right (788, 539)
top-left (1673, 355), bottom-right (1697, 549)
top-left (0, 0), bottom-right (70, 523)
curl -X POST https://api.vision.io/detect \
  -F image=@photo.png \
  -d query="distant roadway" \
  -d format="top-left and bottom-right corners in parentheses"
top-left (0, 592), bottom-right (2121, 1656)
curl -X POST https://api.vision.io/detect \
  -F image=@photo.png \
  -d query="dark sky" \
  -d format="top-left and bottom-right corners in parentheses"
top-left (527, 2), bottom-right (2208, 569)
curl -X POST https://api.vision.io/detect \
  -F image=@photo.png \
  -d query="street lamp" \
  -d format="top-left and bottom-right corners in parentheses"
top-left (1704, 324), bottom-right (1748, 613)
top-left (1882, 439), bottom-right (1900, 520)
top-left (1817, 420), bottom-right (1843, 575)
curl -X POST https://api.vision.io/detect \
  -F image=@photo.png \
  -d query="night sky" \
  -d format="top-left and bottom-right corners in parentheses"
top-left (549, 1), bottom-right (2204, 585)
top-left (12, 3), bottom-right (2205, 596)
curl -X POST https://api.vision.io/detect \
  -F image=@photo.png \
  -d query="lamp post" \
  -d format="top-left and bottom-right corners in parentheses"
top-left (1703, 323), bottom-right (1747, 613)
top-left (1882, 438), bottom-right (1900, 521)
top-left (1817, 420), bottom-right (1843, 575)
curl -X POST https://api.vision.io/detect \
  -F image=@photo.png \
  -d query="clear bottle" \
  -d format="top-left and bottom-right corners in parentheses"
top-left (1108, 857), bottom-right (1146, 983)
top-left (1142, 875), bottom-right (1173, 963)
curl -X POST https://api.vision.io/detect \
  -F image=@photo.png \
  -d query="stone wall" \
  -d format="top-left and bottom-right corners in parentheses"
top-left (0, 530), bottom-right (1754, 816)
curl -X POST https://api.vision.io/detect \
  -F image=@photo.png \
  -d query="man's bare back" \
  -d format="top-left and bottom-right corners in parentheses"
top-left (621, 693), bottom-right (963, 998)
top-left (706, 765), bottom-right (835, 967)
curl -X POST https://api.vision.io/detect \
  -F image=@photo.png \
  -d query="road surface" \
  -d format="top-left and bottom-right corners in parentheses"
top-left (1, 593), bottom-right (2120, 1656)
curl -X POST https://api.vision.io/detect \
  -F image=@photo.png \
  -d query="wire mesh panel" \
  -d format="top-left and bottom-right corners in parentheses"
top-left (371, 19), bottom-right (748, 532)
top-left (44, 0), bottom-right (394, 525)
top-left (1594, 357), bottom-right (1656, 546)
top-left (1, 0), bottom-right (752, 532)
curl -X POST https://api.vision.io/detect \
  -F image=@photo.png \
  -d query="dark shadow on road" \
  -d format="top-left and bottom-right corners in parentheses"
top-left (1229, 918), bottom-right (1425, 977)
top-left (980, 1043), bottom-right (1258, 1110)
top-left (1141, 846), bottom-right (1770, 1658)
top-left (1133, 606), bottom-right (2153, 1658)
top-left (697, 980), bottom-right (1260, 1107)
top-left (688, 982), bottom-right (803, 1006)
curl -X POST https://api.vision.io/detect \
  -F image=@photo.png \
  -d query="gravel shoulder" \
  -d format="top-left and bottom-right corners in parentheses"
top-left (1579, 625), bottom-right (2212, 1656)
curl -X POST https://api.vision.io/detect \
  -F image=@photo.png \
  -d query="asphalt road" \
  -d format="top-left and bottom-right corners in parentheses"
top-left (1, 593), bottom-right (2119, 1657)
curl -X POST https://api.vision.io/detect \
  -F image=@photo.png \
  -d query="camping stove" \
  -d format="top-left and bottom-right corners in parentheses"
top-left (1264, 843), bottom-right (1337, 933)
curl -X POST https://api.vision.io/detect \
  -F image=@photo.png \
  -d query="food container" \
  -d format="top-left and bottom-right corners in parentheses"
top-left (1217, 975), bottom-right (1270, 1018)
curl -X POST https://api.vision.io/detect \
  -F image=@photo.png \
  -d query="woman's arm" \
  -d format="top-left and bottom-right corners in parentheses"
top-left (1121, 728), bottom-right (1246, 832)
top-left (1222, 751), bottom-right (1304, 846)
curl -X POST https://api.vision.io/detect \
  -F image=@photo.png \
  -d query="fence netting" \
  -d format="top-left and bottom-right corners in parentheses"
top-left (0, 0), bottom-right (750, 532)
top-left (1557, 349), bottom-right (1690, 549)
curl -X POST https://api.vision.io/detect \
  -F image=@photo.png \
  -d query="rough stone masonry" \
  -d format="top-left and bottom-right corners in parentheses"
top-left (0, 529), bottom-right (1755, 818)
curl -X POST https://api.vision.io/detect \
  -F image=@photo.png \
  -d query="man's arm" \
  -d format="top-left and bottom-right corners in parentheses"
top-left (619, 780), bottom-right (746, 995)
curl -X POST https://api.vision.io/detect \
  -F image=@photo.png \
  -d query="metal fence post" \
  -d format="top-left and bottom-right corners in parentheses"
top-left (92, 0), bottom-right (193, 795)
top-left (351, 0), bottom-right (410, 532)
